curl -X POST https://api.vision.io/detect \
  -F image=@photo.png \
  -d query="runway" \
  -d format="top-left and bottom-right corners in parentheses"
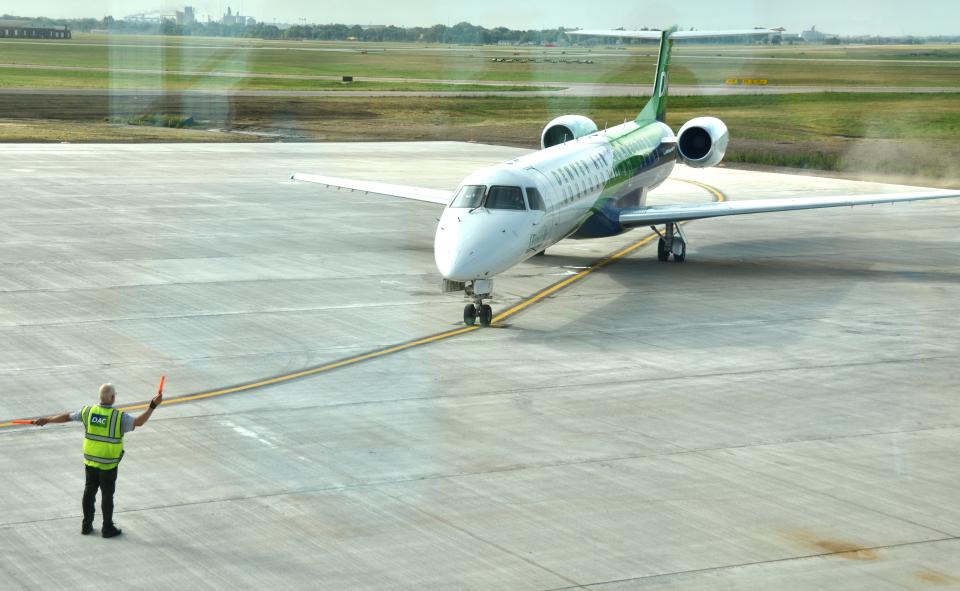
top-left (0, 143), bottom-right (958, 589)
top-left (2, 84), bottom-right (958, 99)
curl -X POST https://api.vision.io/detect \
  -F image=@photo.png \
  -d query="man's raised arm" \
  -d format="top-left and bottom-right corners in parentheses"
top-left (134, 392), bottom-right (163, 428)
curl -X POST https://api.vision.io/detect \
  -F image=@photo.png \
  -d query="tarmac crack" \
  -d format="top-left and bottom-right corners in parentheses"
top-left (705, 443), bottom-right (960, 539)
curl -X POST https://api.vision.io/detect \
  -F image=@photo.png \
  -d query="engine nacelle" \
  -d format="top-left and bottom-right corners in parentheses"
top-left (676, 116), bottom-right (729, 168)
top-left (540, 115), bottom-right (598, 149)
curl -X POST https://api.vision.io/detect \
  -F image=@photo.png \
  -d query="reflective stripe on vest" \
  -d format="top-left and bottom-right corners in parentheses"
top-left (83, 454), bottom-right (121, 465)
top-left (82, 405), bottom-right (124, 469)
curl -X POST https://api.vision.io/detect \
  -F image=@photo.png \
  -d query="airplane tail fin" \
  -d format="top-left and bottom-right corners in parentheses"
top-left (636, 31), bottom-right (673, 124)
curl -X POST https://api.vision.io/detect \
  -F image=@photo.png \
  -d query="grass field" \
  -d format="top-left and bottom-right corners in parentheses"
top-left (1, 92), bottom-right (956, 186)
top-left (1, 34), bottom-right (959, 88)
top-left (1, 34), bottom-right (958, 185)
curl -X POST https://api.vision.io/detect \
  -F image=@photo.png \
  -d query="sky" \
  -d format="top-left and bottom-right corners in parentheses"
top-left (3, 0), bottom-right (959, 36)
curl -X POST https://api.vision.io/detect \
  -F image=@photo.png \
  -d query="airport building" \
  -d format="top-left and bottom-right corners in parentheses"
top-left (801, 25), bottom-right (829, 42)
top-left (221, 6), bottom-right (255, 26)
top-left (176, 6), bottom-right (196, 26)
top-left (0, 21), bottom-right (71, 39)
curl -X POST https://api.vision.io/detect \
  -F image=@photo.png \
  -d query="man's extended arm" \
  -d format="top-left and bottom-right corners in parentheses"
top-left (133, 392), bottom-right (163, 428)
top-left (33, 413), bottom-right (71, 427)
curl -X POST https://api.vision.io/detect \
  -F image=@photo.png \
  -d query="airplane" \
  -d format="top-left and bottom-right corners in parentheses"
top-left (294, 28), bottom-right (960, 327)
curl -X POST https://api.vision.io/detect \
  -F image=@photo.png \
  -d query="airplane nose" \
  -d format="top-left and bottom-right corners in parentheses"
top-left (435, 233), bottom-right (482, 280)
top-left (434, 210), bottom-right (529, 281)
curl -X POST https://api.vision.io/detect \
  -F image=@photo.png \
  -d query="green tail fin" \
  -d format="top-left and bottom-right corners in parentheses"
top-left (636, 31), bottom-right (674, 124)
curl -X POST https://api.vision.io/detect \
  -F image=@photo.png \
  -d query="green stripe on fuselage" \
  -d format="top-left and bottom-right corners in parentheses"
top-left (590, 120), bottom-right (673, 211)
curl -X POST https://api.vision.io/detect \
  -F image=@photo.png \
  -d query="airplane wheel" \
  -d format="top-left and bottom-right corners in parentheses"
top-left (657, 238), bottom-right (670, 262)
top-left (478, 304), bottom-right (493, 327)
top-left (463, 304), bottom-right (478, 326)
top-left (673, 252), bottom-right (686, 263)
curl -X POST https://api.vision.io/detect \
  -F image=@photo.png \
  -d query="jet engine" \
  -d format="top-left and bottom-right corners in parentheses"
top-left (676, 116), bottom-right (729, 168)
top-left (540, 115), bottom-right (599, 149)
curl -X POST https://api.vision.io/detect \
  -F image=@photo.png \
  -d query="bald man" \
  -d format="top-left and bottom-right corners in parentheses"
top-left (33, 383), bottom-right (163, 538)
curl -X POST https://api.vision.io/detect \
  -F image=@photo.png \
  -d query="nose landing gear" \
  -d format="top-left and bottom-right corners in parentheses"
top-left (462, 279), bottom-right (495, 326)
top-left (463, 303), bottom-right (493, 326)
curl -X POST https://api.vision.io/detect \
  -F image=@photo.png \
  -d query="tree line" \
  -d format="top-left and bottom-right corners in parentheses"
top-left (4, 14), bottom-right (957, 45)
top-left (2, 15), bottom-right (575, 43)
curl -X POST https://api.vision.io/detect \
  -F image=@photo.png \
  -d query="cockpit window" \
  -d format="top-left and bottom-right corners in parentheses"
top-left (450, 185), bottom-right (485, 208)
top-left (486, 186), bottom-right (526, 210)
top-left (526, 188), bottom-right (546, 211)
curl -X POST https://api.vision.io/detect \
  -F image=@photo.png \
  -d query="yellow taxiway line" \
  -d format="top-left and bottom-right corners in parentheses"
top-left (0, 179), bottom-right (725, 427)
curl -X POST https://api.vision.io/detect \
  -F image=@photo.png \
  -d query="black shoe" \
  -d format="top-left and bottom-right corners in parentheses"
top-left (81, 523), bottom-right (93, 535)
top-left (102, 524), bottom-right (122, 538)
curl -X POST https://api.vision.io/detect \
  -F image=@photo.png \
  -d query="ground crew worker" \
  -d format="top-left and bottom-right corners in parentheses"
top-left (32, 383), bottom-right (162, 538)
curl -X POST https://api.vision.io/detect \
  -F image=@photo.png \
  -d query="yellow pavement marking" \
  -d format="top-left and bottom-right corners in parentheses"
top-left (116, 324), bottom-right (481, 412)
top-left (1, 178), bottom-right (725, 428)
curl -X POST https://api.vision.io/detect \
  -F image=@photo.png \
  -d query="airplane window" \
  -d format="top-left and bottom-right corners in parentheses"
top-left (486, 186), bottom-right (526, 210)
top-left (526, 188), bottom-right (546, 211)
top-left (450, 185), bottom-right (485, 208)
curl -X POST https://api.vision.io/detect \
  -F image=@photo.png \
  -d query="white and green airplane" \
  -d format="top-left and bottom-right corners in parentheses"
top-left (294, 29), bottom-right (960, 327)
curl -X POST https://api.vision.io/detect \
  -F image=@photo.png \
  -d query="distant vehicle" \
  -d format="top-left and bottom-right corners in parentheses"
top-left (294, 29), bottom-right (960, 327)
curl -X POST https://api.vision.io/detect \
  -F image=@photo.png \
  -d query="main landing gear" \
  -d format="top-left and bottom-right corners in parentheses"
top-left (654, 222), bottom-right (687, 263)
top-left (462, 279), bottom-right (494, 327)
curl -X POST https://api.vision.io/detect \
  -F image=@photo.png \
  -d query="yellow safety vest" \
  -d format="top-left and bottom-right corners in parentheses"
top-left (80, 405), bottom-right (125, 470)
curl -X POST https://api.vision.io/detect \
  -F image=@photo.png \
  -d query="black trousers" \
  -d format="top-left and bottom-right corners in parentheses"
top-left (82, 465), bottom-right (118, 526)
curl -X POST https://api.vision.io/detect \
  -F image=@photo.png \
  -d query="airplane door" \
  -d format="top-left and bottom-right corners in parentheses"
top-left (525, 167), bottom-right (558, 251)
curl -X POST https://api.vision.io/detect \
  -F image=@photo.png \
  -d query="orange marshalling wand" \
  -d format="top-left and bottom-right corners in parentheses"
top-left (12, 420), bottom-right (33, 425)
top-left (158, 375), bottom-right (165, 395)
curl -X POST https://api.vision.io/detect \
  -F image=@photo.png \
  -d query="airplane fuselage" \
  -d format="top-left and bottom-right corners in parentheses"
top-left (434, 119), bottom-right (677, 281)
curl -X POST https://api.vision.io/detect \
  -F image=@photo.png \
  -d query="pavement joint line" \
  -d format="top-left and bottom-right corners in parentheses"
top-left (16, 366), bottom-right (953, 448)
top-left (0, 178), bottom-right (723, 429)
top-left (541, 537), bottom-right (960, 591)
top-left (385, 491), bottom-right (587, 589)
top-left (0, 299), bottom-right (460, 330)
top-left (3, 422), bottom-right (956, 531)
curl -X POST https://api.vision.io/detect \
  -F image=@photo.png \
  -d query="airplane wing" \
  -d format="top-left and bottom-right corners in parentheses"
top-left (567, 29), bottom-right (778, 40)
top-left (618, 190), bottom-right (960, 227)
top-left (567, 29), bottom-right (663, 40)
top-left (291, 173), bottom-right (452, 205)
